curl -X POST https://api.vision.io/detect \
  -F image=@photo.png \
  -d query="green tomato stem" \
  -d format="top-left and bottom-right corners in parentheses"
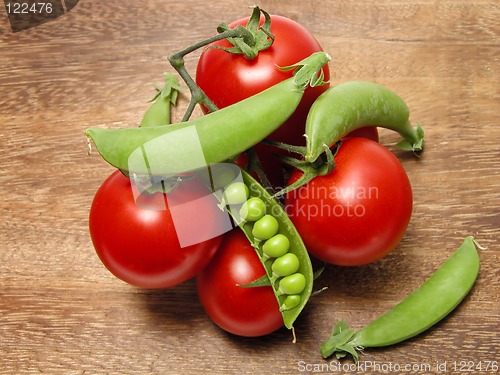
top-left (215, 6), bottom-right (274, 59)
top-left (168, 6), bottom-right (275, 122)
top-left (271, 143), bottom-right (336, 198)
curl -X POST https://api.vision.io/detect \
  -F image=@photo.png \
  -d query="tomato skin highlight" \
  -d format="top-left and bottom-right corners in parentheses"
top-left (197, 229), bottom-right (284, 337)
top-left (89, 170), bottom-right (224, 289)
top-left (285, 138), bottom-right (412, 266)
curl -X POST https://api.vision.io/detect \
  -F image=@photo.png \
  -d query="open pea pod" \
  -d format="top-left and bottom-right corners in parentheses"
top-left (207, 165), bottom-right (314, 333)
top-left (240, 170), bottom-right (314, 330)
top-left (86, 52), bottom-right (330, 176)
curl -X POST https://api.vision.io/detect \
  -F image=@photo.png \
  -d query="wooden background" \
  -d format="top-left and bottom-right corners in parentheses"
top-left (0, 1), bottom-right (498, 374)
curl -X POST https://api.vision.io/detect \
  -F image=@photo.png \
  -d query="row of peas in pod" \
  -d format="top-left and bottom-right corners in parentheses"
top-left (209, 165), bottom-right (313, 324)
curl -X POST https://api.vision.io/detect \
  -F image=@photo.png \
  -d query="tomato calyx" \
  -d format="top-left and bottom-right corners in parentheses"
top-left (267, 140), bottom-right (339, 198)
top-left (214, 6), bottom-right (274, 59)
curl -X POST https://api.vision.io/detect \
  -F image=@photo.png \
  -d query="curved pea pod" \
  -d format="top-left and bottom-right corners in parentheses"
top-left (305, 81), bottom-right (425, 163)
top-left (86, 52), bottom-right (330, 176)
top-left (237, 170), bottom-right (314, 332)
top-left (321, 236), bottom-right (480, 363)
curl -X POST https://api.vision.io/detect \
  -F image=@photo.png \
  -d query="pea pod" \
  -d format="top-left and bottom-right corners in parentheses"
top-left (242, 170), bottom-right (314, 330)
top-left (140, 72), bottom-right (181, 127)
top-left (86, 52), bottom-right (330, 176)
top-left (321, 236), bottom-right (480, 362)
top-left (212, 167), bottom-right (314, 332)
top-left (305, 81), bottom-right (424, 163)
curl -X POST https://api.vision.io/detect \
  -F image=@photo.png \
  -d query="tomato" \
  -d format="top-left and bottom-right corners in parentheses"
top-left (285, 138), bottom-right (412, 266)
top-left (89, 170), bottom-right (225, 288)
top-left (196, 229), bottom-right (283, 337)
top-left (196, 14), bottom-right (330, 186)
top-left (196, 14), bottom-right (330, 146)
top-left (345, 127), bottom-right (379, 142)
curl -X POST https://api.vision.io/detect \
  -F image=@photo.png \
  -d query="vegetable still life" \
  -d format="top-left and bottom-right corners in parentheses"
top-left (84, 4), bottom-right (493, 368)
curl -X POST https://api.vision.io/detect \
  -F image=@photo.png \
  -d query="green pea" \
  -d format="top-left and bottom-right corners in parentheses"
top-left (140, 73), bottom-right (180, 127)
top-left (278, 273), bottom-right (306, 295)
top-left (252, 214), bottom-right (279, 241)
top-left (305, 81), bottom-right (425, 163)
top-left (262, 234), bottom-right (290, 258)
top-left (85, 52), bottom-right (331, 176)
top-left (209, 164), bottom-right (239, 191)
top-left (223, 182), bottom-right (249, 205)
top-left (238, 170), bottom-right (314, 331)
top-left (272, 253), bottom-right (300, 277)
top-left (321, 236), bottom-right (480, 363)
top-left (280, 295), bottom-right (301, 311)
top-left (239, 197), bottom-right (266, 222)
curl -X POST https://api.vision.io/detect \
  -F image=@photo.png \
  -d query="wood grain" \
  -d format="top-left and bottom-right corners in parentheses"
top-left (0, 1), bottom-right (498, 374)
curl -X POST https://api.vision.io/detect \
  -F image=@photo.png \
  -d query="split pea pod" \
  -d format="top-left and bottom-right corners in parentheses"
top-left (321, 236), bottom-right (480, 362)
top-left (212, 166), bottom-right (314, 332)
top-left (305, 81), bottom-right (424, 163)
top-left (86, 52), bottom-right (330, 176)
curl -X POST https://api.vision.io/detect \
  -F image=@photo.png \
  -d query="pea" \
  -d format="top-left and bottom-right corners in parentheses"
top-left (237, 170), bottom-right (315, 331)
top-left (252, 214), bottom-right (279, 241)
top-left (272, 253), bottom-right (300, 277)
top-left (278, 273), bottom-right (306, 295)
top-left (85, 52), bottom-right (331, 177)
top-left (321, 236), bottom-right (480, 363)
top-left (305, 81), bottom-right (425, 163)
top-left (208, 164), bottom-right (239, 190)
top-left (223, 182), bottom-right (249, 205)
top-left (140, 72), bottom-right (180, 127)
top-left (280, 295), bottom-right (301, 311)
top-left (274, 81), bottom-right (426, 198)
top-left (239, 197), bottom-right (266, 222)
top-left (262, 234), bottom-right (290, 258)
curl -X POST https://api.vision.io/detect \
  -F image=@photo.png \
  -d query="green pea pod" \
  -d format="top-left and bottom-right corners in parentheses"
top-left (86, 52), bottom-right (330, 176)
top-left (140, 73), bottom-right (181, 127)
top-left (321, 236), bottom-right (480, 362)
top-left (305, 81), bottom-right (425, 163)
top-left (212, 166), bottom-right (314, 332)
top-left (239, 169), bottom-right (314, 332)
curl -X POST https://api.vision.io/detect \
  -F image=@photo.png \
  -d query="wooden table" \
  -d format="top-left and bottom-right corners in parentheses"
top-left (1, 1), bottom-right (498, 374)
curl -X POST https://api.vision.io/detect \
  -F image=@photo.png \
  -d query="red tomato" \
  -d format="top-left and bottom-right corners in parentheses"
top-left (285, 138), bottom-right (412, 266)
top-left (196, 15), bottom-right (330, 146)
top-left (89, 170), bottom-right (225, 288)
top-left (196, 229), bottom-right (283, 337)
top-left (345, 126), bottom-right (379, 142)
top-left (196, 14), bottom-right (330, 186)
